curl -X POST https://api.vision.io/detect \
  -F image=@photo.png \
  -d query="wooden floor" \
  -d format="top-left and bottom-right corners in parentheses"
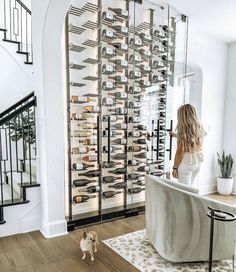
top-left (0, 215), bottom-right (145, 272)
top-left (0, 193), bottom-right (235, 272)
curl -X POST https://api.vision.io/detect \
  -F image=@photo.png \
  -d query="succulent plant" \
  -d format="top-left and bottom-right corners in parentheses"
top-left (217, 151), bottom-right (234, 178)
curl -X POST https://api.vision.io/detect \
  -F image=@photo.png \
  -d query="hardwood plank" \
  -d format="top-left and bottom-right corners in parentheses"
top-left (205, 193), bottom-right (236, 205)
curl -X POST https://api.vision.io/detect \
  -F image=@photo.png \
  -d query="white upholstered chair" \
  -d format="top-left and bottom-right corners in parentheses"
top-left (145, 175), bottom-right (236, 262)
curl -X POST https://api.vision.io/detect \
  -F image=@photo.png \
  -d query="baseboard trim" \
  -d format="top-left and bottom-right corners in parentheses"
top-left (40, 219), bottom-right (68, 238)
top-left (199, 184), bottom-right (217, 195)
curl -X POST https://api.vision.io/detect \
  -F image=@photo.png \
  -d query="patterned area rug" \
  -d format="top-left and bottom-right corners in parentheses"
top-left (103, 229), bottom-right (233, 272)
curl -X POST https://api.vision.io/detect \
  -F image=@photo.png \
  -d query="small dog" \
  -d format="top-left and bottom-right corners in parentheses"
top-left (80, 229), bottom-right (99, 261)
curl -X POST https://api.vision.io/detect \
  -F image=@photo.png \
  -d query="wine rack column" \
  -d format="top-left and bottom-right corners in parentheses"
top-left (100, 2), bottom-right (130, 217)
top-left (66, 1), bottom-right (102, 221)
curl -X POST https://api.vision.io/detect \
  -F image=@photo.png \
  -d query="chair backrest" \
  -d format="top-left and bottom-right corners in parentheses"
top-left (145, 175), bottom-right (236, 262)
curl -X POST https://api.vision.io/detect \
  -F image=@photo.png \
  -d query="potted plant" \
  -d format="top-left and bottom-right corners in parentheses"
top-left (217, 151), bottom-right (234, 195)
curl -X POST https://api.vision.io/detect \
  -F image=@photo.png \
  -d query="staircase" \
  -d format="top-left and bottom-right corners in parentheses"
top-left (0, 0), bottom-right (32, 64)
top-left (0, 92), bottom-right (39, 225)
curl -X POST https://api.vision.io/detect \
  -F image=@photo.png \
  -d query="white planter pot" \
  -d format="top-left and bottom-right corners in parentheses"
top-left (217, 177), bottom-right (234, 195)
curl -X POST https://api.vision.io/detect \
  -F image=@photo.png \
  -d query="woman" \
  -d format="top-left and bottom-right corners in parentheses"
top-left (171, 104), bottom-right (206, 186)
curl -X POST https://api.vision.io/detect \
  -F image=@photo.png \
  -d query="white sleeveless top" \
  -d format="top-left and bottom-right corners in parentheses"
top-left (181, 151), bottom-right (204, 165)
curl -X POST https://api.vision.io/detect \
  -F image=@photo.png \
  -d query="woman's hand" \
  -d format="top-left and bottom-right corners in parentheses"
top-left (172, 168), bottom-right (178, 178)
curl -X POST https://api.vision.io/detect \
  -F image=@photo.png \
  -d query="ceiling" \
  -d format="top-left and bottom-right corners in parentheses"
top-left (159, 0), bottom-right (236, 43)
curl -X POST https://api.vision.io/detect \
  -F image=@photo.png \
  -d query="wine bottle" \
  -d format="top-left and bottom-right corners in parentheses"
top-left (159, 111), bottom-right (165, 118)
top-left (103, 130), bottom-right (122, 137)
top-left (135, 165), bottom-right (150, 172)
top-left (102, 97), bottom-right (116, 106)
top-left (71, 96), bottom-right (96, 103)
top-left (78, 170), bottom-right (101, 177)
top-left (72, 147), bottom-right (96, 154)
top-left (102, 81), bottom-right (114, 91)
top-left (108, 8), bottom-right (129, 18)
top-left (127, 160), bottom-right (141, 166)
top-left (108, 182), bottom-right (126, 189)
top-left (134, 139), bottom-right (147, 144)
top-left (78, 185), bottom-right (100, 193)
top-left (103, 146), bottom-right (122, 153)
top-left (102, 11), bottom-right (114, 22)
top-left (129, 54), bottom-right (142, 63)
top-left (73, 194), bottom-right (96, 203)
top-left (128, 146), bottom-right (146, 152)
top-left (129, 37), bottom-right (142, 47)
top-left (153, 29), bottom-right (165, 39)
top-left (112, 59), bottom-right (128, 69)
top-left (109, 108), bottom-right (128, 115)
top-left (161, 55), bottom-right (173, 64)
top-left (72, 131), bottom-right (97, 138)
top-left (102, 176), bottom-right (121, 183)
top-left (128, 131), bottom-right (143, 138)
top-left (108, 91), bottom-right (128, 100)
top-left (139, 64), bottom-right (151, 74)
top-left (152, 60), bottom-right (165, 69)
top-left (102, 47), bottom-right (116, 57)
top-left (129, 70), bottom-right (142, 79)
top-left (102, 29), bottom-right (115, 39)
top-left (152, 45), bottom-right (165, 54)
top-left (84, 106), bottom-right (100, 113)
top-left (111, 153), bottom-right (126, 160)
top-left (129, 102), bottom-right (141, 108)
top-left (102, 64), bottom-right (115, 75)
top-left (102, 191), bottom-right (122, 198)
top-left (112, 123), bottom-right (127, 130)
top-left (111, 25), bottom-right (128, 35)
top-left (127, 174), bottom-right (145, 180)
top-left (73, 179), bottom-right (96, 187)
top-left (81, 155), bottom-right (98, 162)
top-left (71, 113), bottom-right (96, 120)
top-left (132, 180), bottom-right (145, 186)
top-left (111, 42), bottom-right (128, 52)
top-left (128, 86), bottom-right (142, 94)
top-left (129, 116), bottom-right (141, 123)
top-left (134, 152), bottom-right (147, 159)
top-left (72, 163), bottom-right (95, 171)
top-left (160, 98), bottom-right (166, 103)
top-left (128, 187), bottom-right (145, 194)
top-left (133, 124), bottom-right (147, 130)
top-left (139, 33), bottom-right (152, 42)
top-left (108, 76), bottom-right (128, 84)
top-left (79, 139), bottom-right (97, 145)
top-left (109, 167), bottom-right (127, 175)
top-left (152, 75), bottom-right (165, 83)
top-left (111, 138), bottom-right (127, 145)
top-left (80, 122), bottom-right (97, 129)
top-left (103, 115), bottom-right (122, 122)
top-left (139, 80), bottom-right (151, 88)
top-left (138, 49), bottom-right (151, 58)
top-left (102, 161), bottom-right (120, 168)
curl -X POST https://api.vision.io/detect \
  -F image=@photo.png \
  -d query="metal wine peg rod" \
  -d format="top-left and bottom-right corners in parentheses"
top-left (69, 43), bottom-right (86, 53)
top-left (136, 22), bottom-right (152, 31)
top-left (83, 58), bottom-right (99, 64)
top-left (68, 5), bottom-right (85, 17)
top-left (83, 2), bottom-right (101, 13)
top-left (69, 81), bottom-right (86, 88)
top-left (83, 76), bottom-right (101, 81)
top-left (68, 24), bottom-right (86, 35)
top-left (82, 39), bottom-right (99, 47)
top-left (69, 63), bottom-right (86, 70)
top-left (82, 20), bottom-right (100, 30)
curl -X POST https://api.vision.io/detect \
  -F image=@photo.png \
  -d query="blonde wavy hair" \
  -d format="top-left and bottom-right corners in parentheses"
top-left (176, 104), bottom-right (206, 151)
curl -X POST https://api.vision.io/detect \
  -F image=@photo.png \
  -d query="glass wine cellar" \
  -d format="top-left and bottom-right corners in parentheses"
top-left (65, 0), bottom-right (188, 228)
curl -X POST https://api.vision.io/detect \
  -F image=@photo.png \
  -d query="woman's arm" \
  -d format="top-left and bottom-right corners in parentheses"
top-left (172, 140), bottom-right (185, 178)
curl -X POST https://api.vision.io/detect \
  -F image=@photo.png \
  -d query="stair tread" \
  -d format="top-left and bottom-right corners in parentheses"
top-left (18, 182), bottom-right (40, 188)
top-left (0, 28), bottom-right (7, 32)
top-left (2, 38), bottom-right (20, 44)
top-left (24, 61), bottom-right (33, 65)
top-left (1, 198), bottom-right (30, 207)
top-left (16, 51), bottom-right (30, 55)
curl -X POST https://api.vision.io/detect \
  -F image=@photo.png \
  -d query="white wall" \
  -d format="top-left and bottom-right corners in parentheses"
top-left (187, 27), bottom-right (228, 194)
top-left (0, 42), bottom-right (33, 112)
top-left (223, 42), bottom-right (236, 194)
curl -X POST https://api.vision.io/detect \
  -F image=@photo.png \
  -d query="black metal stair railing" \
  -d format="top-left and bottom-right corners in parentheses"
top-left (0, 0), bottom-right (32, 64)
top-left (0, 92), bottom-right (38, 224)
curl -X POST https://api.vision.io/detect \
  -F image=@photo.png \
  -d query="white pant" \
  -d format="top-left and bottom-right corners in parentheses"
top-left (178, 161), bottom-right (201, 186)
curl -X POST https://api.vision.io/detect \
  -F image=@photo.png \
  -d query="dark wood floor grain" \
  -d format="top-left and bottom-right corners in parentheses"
top-left (0, 193), bottom-right (234, 272)
top-left (0, 214), bottom-right (145, 272)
